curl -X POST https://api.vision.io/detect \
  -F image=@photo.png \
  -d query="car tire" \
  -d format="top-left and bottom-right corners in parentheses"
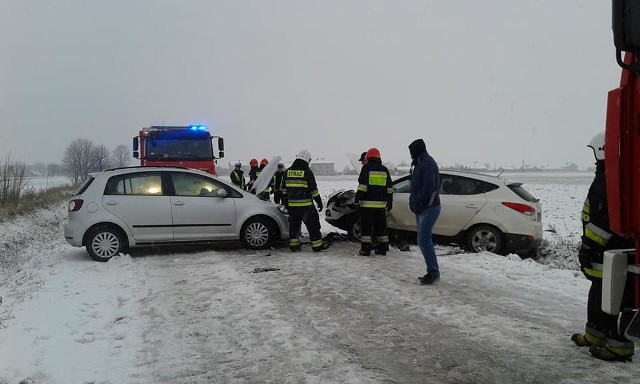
top-left (86, 226), bottom-right (126, 262)
top-left (241, 217), bottom-right (275, 249)
top-left (345, 213), bottom-right (362, 240)
top-left (466, 225), bottom-right (505, 255)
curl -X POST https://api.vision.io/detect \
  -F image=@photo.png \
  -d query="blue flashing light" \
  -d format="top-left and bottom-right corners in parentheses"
top-left (189, 124), bottom-right (208, 131)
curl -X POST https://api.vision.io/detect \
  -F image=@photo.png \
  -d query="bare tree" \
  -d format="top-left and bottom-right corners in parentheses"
top-left (112, 144), bottom-right (131, 168)
top-left (63, 139), bottom-right (94, 183)
top-left (90, 144), bottom-right (112, 172)
top-left (0, 154), bottom-right (26, 207)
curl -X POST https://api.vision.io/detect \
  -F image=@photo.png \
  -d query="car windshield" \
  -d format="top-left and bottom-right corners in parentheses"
top-left (145, 139), bottom-right (213, 161)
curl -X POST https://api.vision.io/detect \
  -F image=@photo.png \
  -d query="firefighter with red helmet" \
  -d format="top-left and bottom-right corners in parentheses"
top-left (571, 132), bottom-right (635, 361)
top-left (282, 150), bottom-right (329, 252)
top-left (355, 148), bottom-right (393, 256)
top-left (246, 158), bottom-right (259, 192)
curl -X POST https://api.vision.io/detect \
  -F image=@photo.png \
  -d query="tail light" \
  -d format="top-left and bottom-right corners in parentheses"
top-left (502, 202), bottom-right (535, 216)
top-left (68, 199), bottom-right (84, 212)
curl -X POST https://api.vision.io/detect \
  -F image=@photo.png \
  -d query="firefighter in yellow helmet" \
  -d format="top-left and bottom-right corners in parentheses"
top-left (355, 148), bottom-right (393, 256)
top-left (571, 132), bottom-right (635, 361)
top-left (282, 150), bottom-right (329, 252)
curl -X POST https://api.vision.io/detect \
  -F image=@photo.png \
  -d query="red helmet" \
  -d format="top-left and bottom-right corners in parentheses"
top-left (366, 147), bottom-right (381, 160)
top-left (249, 158), bottom-right (258, 167)
top-left (260, 158), bottom-right (269, 166)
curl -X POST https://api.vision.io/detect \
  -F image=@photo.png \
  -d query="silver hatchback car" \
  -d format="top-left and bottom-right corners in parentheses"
top-left (64, 167), bottom-right (290, 261)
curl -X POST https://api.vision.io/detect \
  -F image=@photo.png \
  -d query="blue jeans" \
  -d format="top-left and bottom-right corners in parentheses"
top-left (416, 205), bottom-right (441, 275)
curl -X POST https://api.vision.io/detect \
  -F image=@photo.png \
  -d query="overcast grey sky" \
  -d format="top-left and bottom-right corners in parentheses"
top-left (0, 0), bottom-right (619, 170)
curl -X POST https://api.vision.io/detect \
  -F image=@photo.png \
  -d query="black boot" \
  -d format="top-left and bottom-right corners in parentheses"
top-left (359, 243), bottom-right (371, 256)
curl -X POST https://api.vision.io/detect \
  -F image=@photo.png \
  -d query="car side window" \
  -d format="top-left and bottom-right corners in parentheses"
top-left (393, 178), bottom-right (411, 193)
top-left (105, 173), bottom-right (163, 196)
top-left (447, 176), bottom-right (497, 195)
top-left (171, 173), bottom-right (222, 196)
top-left (440, 175), bottom-right (454, 194)
top-left (170, 172), bottom-right (241, 197)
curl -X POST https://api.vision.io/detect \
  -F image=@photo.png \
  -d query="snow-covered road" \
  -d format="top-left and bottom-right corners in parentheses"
top-left (2, 202), bottom-right (640, 383)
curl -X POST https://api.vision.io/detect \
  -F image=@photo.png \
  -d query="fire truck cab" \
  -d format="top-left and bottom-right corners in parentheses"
top-left (132, 125), bottom-right (224, 175)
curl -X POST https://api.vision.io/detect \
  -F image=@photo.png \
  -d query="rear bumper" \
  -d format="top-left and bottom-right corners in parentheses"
top-left (504, 233), bottom-right (542, 254)
top-left (64, 222), bottom-right (83, 247)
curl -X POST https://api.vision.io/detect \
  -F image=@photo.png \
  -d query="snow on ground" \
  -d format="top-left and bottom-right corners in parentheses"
top-left (2, 173), bottom-right (639, 384)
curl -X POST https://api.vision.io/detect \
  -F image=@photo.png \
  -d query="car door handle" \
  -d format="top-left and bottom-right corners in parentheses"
top-left (105, 201), bottom-right (118, 206)
top-left (173, 201), bottom-right (185, 206)
top-left (465, 204), bottom-right (480, 208)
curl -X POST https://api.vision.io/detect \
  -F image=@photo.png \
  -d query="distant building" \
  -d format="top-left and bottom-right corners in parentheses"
top-left (561, 162), bottom-right (579, 171)
top-left (310, 162), bottom-right (336, 175)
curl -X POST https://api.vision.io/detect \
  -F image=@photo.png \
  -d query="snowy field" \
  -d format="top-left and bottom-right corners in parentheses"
top-left (3, 171), bottom-right (640, 384)
top-left (23, 176), bottom-right (71, 192)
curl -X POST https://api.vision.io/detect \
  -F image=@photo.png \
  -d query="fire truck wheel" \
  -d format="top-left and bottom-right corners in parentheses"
top-left (241, 217), bottom-right (275, 249)
top-left (86, 226), bottom-right (126, 262)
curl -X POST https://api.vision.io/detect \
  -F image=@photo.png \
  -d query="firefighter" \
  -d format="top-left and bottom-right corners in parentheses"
top-left (257, 158), bottom-right (270, 200)
top-left (571, 132), bottom-right (636, 362)
top-left (230, 162), bottom-right (245, 190)
top-left (271, 162), bottom-right (286, 205)
top-left (282, 150), bottom-right (329, 252)
top-left (246, 158), bottom-right (259, 192)
top-left (355, 148), bottom-right (393, 256)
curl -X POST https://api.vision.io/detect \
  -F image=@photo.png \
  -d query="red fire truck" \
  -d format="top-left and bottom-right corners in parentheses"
top-left (601, 0), bottom-right (640, 341)
top-left (132, 125), bottom-right (224, 175)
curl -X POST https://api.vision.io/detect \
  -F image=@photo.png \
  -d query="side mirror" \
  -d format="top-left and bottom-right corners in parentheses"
top-left (216, 188), bottom-right (228, 198)
top-left (218, 137), bottom-right (224, 152)
top-left (613, 0), bottom-right (640, 69)
top-left (133, 151), bottom-right (139, 159)
top-left (218, 151), bottom-right (224, 159)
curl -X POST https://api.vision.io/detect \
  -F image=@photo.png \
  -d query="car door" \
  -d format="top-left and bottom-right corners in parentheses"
top-left (436, 174), bottom-right (488, 236)
top-left (102, 171), bottom-right (173, 242)
top-left (168, 172), bottom-right (237, 240)
top-left (386, 175), bottom-right (415, 231)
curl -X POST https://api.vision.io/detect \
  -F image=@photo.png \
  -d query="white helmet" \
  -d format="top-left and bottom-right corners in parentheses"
top-left (296, 149), bottom-right (312, 164)
top-left (587, 132), bottom-right (605, 161)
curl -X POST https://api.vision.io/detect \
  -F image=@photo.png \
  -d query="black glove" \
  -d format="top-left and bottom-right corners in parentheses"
top-left (386, 200), bottom-right (393, 211)
top-left (317, 203), bottom-right (323, 212)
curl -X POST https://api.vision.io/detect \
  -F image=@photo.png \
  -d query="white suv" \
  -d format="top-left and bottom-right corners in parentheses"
top-left (388, 170), bottom-right (542, 254)
top-left (64, 167), bottom-right (290, 261)
top-left (325, 170), bottom-right (543, 255)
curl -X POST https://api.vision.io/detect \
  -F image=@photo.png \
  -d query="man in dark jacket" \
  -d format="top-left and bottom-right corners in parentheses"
top-left (355, 148), bottom-right (393, 256)
top-left (408, 139), bottom-right (441, 285)
top-left (230, 162), bottom-right (245, 190)
top-left (282, 150), bottom-right (329, 252)
top-left (572, 132), bottom-right (635, 362)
